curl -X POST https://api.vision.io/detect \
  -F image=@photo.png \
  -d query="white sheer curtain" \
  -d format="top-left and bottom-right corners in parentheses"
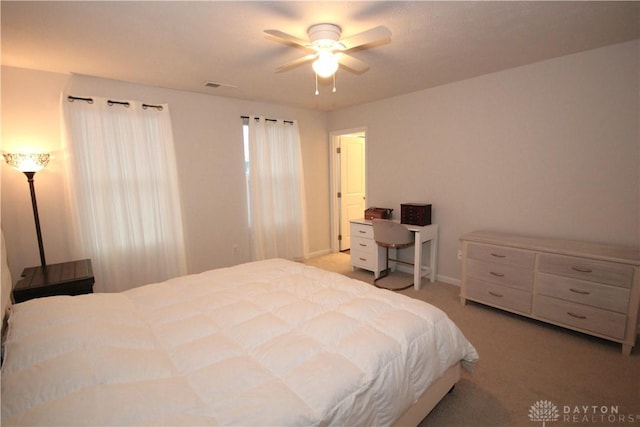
top-left (247, 116), bottom-right (308, 261)
top-left (62, 96), bottom-right (187, 292)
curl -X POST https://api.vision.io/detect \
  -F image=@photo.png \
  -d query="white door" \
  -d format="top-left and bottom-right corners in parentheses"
top-left (340, 134), bottom-right (366, 251)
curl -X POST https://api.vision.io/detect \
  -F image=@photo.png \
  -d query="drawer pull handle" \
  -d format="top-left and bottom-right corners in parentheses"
top-left (490, 271), bottom-right (505, 278)
top-left (490, 253), bottom-right (506, 258)
top-left (569, 288), bottom-right (590, 295)
top-left (571, 266), bottom-right (592, 273)
top-left (567, 311), bottom-right (587, 320)
top-left (488, 291), bottom-right (504, 298)
top-left (359, 243), bottom-right (367, 247)
top-left (359, 257), bottom-right (368, 261)
top-left (359, 230), bottom-right (367, 234)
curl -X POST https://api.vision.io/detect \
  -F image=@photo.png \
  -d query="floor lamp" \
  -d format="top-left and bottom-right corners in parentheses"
top-left (3, 152), bottom-right (50, 268)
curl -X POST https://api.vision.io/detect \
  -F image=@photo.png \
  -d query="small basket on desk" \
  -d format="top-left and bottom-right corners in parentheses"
top-left (364, 207), bottom-right (393, 220)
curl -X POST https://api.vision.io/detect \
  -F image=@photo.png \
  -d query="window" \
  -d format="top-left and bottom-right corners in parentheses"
top-left (242, 122), bottom-right (251, 226)
top-left (63, 97), bottom-right (187, 292)
top-left (242, 116), bottom-right (308, 261)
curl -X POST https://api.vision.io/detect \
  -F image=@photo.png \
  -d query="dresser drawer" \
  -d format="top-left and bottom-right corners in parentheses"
top-left (533, 295), bottom-right (627, 339)
top-left (351, 236), bottom-right (377, 256)
top-left (536, 273), bottom-right (630, 314)
top-left (538, 254), bottom-right (634, 289)
top-left (351, 250), bottom-right (376, 270)
top-left (465, 277), bottom-right (532, 314)
top-left (350, 222), bottom-right (373, 239)
top-left (467, 243), bottom-right (535, 269)
top-left (351, 236), bottom-right (378, 270)
top-left (467, 258), bottom-right (534, 291)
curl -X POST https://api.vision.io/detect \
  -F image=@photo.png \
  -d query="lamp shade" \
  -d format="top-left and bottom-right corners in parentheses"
top-left (3, 153), bottom-right (50, 172)
top-left (312, 50), bottom-right (339, 78)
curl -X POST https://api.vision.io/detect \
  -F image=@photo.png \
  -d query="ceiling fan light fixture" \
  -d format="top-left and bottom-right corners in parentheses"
top-left (312, 50), bottom-right (339, 78)
top-left (307, 23), bottom-right (341, 44)
top-left (266, 22), bottom-right (390, 95)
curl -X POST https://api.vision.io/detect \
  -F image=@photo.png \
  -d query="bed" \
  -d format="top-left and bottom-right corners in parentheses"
top-left (1, 254), bottom-right (478, 426)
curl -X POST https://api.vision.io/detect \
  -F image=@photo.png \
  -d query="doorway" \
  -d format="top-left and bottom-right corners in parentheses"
top-left (330, 128), bottom-right (367, 253)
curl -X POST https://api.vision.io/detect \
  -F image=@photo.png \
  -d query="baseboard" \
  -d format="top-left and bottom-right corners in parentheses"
top-left (394, 265), bottom-right (460, 287)
top-left (437, 275), bottom-right (460, 286)
top-left (306, 248), bottom-right (332, 259)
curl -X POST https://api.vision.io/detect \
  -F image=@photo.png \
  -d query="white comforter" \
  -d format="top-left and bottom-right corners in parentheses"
top-left (2, 258), bottom-right (478, 426)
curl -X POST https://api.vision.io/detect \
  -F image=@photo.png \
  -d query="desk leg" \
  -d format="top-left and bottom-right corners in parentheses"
top-left (414, 231), bottom-right (422, 290)
top-left (430, 231), bottom-right (438, 282)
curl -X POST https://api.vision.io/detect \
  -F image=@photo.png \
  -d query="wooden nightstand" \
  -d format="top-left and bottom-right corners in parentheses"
top-left (13, 259), bottom-right (94, 303)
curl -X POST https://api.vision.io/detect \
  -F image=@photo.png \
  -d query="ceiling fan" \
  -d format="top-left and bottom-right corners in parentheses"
top-left (265, 23), bottom-right (391, 94)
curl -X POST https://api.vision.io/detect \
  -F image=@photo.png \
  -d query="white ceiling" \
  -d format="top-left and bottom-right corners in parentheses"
top-left (2, 1), bottom-right (638, 112)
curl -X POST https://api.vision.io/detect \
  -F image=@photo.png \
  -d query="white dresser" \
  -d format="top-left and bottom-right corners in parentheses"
top-left (460, 231), bottom-right (640, 355)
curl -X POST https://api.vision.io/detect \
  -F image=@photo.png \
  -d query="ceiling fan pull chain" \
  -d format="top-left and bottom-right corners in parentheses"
top-left (315, 72), bottom-right (319, 95)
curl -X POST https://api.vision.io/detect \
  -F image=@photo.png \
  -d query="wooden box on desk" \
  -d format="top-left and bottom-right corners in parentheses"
top-left (401, 203), bottom-right (432, 226)
top-left (364, 207), bottom-right (393, 220)
top-left (13, 259), bottom-right (94, 303)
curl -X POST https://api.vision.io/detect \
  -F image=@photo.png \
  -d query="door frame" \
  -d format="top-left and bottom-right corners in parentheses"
top-left (329, 127), bottom-right (368, 253)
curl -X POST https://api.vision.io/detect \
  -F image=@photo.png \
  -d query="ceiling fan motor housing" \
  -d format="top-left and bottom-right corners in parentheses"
top-left (308, 23), bottom-right (342, 48)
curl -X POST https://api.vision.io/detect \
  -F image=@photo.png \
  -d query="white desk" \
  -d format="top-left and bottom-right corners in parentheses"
top-left (349, 219), bottom-right (438, 290)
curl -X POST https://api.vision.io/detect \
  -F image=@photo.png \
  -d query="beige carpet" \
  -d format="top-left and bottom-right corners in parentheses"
top-left (305, 252), bottom-right (640, 427)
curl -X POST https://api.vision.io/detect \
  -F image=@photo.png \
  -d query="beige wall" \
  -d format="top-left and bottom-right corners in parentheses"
top-left (2, 40), bottom-right (639, 287)
top-left (328, 41), bottom-right (640, 283)
top-left (1, 68), bottom-right (331, 283)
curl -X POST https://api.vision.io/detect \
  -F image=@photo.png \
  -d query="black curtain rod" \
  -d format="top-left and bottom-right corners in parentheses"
top-left (67, 96), bottom-right (128, 107)
top-left (67, 95), bottom-right (93, 104)
top-left (143, 103), bottom-right (164, 111)
top-left (241, 115), bottom-right (294, 124)
top-left (107, 100), bottom-right (130, 107)
top-left (67, 96), bottom-right (163, 111)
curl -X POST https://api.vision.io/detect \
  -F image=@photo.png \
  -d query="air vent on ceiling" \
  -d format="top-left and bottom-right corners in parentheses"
top-left (203, 81), bottom-right (237, 89)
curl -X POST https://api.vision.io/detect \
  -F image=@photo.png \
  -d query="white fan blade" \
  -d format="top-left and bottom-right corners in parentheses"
top-left (264, 29), bottom-right (310, 48)
top-left (337, 53), bottom-right (369, 74)
top-left (339, 25), bottom-right (391, 51)
top-left (276, 53), bottom-right (317, 72)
